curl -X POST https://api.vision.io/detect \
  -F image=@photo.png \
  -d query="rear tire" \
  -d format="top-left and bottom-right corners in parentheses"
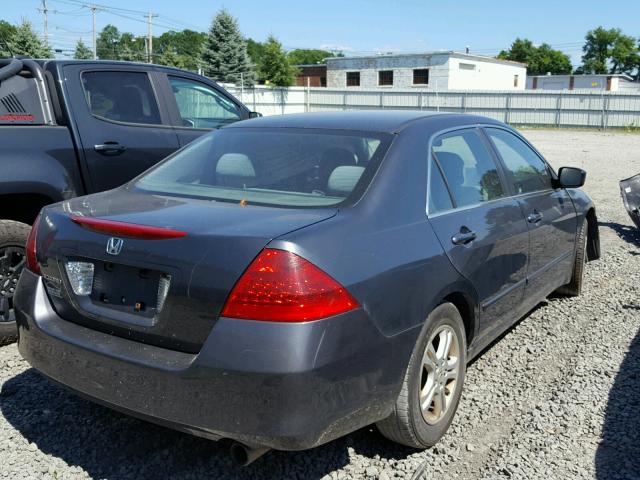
top-left (376, 303), bottom-right (466, 448)
top-left (556, 220), bottom-right (587, 297)
top-left (0, 220), bottom-right (31, 346)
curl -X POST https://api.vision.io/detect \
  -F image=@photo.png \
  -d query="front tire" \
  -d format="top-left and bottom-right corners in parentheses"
top-left (556, 220), bottom-right (587, 297)
top-left (377, 303), bottom-right (467, 448)
top-left (0, 220), bottom-right (31, 346)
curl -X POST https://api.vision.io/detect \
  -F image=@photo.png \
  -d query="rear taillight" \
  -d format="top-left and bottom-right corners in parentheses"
top-left (25, 214), bottom-right (41, 275)
top-left (221, 249), bottom-right (359, 322)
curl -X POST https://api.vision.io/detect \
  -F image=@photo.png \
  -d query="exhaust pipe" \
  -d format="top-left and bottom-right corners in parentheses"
top-left (229, 442), bottom-right (270, 466)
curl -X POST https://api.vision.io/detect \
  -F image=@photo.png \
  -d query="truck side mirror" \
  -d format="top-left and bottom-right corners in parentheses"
top-left (249, 111), bottom-right (262, 118)
top-left (557, 167), bottom-right (586, 188)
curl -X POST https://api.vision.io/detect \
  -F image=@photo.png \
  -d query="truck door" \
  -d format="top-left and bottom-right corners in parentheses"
top-left (63, 65), bottom-right (179, 193)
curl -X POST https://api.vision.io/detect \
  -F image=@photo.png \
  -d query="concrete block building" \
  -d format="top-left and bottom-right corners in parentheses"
top-left (326, 52), bottom-right (526, 90)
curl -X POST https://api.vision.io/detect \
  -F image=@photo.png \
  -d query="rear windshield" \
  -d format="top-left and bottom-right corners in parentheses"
top-left (135, 127), bottom-right (392, 208)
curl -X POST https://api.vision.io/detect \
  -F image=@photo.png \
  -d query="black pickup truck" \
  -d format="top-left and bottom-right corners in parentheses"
top-left (0, 57), bottom-right (255, 344)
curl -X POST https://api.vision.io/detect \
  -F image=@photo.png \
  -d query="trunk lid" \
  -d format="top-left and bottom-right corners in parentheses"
top-left (37, 189), bottom-right (336, 353)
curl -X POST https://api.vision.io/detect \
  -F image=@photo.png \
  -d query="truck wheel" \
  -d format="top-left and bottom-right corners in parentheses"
top-left (0, 220), bottom-right (31, 346)
top-left (376, 303), bottom-right (466, 448)
top-left (556, 220), bottom-right (587, 297)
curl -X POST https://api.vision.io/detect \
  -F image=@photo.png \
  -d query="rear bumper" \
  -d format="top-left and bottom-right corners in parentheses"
top-left (14, 270), bottom-right (410, 451)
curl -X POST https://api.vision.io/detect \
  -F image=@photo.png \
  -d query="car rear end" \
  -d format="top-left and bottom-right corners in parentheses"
top-left (14, 126), bottom-right (400, 451)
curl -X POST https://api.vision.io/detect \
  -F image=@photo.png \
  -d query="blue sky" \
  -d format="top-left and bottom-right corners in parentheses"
top-left (3, 0), bottom-right (639, 66)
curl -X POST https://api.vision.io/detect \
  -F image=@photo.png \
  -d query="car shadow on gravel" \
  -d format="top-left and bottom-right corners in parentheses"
top-left (1, 368), bottom-right (417, 479)
top-left (599, 221), bottom-right (640, 248)
top-left (595, 325), bottom-right (640, 479)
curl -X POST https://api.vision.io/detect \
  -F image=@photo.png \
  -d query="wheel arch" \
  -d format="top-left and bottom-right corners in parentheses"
top-left (438, 287), bottom-right (479, 349)
top-left (0, 192), bottom-right (56, 225)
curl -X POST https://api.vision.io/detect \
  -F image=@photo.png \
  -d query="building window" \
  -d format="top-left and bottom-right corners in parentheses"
top-left (346, 71), bottom-right (360, 87)
top-left (378, 70), bottom-right (394, 86)
top-left (514, 75), bottom-right (519, 87)
top-left (413, 69), bottom-right (430, 85)
top-left (459, 63), bottom-right (476, 70)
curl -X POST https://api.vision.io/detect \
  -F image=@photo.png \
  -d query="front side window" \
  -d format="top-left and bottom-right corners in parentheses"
top-left (136, 128), bottom-right (392, 208)
top-left (431, 129), bottom-right (505, 209)
top-left (486, 128), bottom-right (552, 194)
top-left (378, 70), bottom-right (393, 86)
top-left (169, 76), bottom-right (241, 129)
top-left (82, 71), bottom-right (161, 125)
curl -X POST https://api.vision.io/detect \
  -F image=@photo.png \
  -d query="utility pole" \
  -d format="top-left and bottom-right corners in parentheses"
top-left (147, 11), bottom-right (158, 63)
top-left (91, 5), bottom-right (98, 60)
top-left (40, 0), bottom-right (49, 49)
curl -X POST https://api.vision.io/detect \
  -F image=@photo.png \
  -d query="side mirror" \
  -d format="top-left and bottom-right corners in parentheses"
top-left (557, 167), bottom-right (586, 188)
top-left (249, 111), bottom-right (262, 118)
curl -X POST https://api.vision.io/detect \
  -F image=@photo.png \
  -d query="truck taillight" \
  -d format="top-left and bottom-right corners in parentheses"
top-left (221, 249), bottom-right (359, 322)
top-left (25, 214), bottom-right (41, 275)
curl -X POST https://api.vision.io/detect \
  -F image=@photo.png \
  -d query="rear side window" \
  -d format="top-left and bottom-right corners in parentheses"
top-left (82, 71), bottom-right (161, 125)
top-left (431, 129), bottom-right (505, 210)
top-left (486, 128), bottom-right (552, 194)
top-left (169, 76), bottom-right (241, 128)
top-left (428, 157), bottom-right (453, 213)
top-left (136, 128), bottom-right (392, 208)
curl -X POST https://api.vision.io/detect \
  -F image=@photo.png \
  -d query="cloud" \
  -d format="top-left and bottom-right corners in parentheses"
top-left (320, 44), bottom-right (355, 52)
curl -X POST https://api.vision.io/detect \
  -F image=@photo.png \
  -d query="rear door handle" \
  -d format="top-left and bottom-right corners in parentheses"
top-left (451, 229), bottom-right (477, 245)
top-left (527, 211), bottom-right (543, 223)
top-left (94, 142), bottom-right (126, 156)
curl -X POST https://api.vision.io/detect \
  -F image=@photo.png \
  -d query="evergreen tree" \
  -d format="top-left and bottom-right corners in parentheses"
top-left (7, 19), bottom-right (53, 58)
top-left (200, 9), bottom-right (255, 85)
top-left (157, 47), bottom-right (188, 70)
top-left (74, 39), bottom-right (93, 59)
top-left (0, 20), bottom-right (17, 57)
top-left (259, 35), bottom-right (297, 86)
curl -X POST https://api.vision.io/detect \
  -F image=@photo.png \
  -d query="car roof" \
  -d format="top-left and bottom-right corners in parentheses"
top-left (226, 111), bottom-right (502, 133)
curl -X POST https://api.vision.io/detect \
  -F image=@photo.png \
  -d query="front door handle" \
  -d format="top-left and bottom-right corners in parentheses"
top-left (527, 211), bottom-right (543, 223)
top-left (452, 228), bottom-right (477, 245)
top-left (94, 142), bottom-right (126, 156)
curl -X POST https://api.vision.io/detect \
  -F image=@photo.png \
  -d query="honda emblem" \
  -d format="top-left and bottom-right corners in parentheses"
top-left (106, 237), bottom-right (124, 255)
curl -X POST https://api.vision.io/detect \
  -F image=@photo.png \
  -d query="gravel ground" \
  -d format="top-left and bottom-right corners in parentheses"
top-left (1, 129), bottom-right (640, 480)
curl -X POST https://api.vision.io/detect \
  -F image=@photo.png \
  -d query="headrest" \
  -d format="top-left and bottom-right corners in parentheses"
top-left (327, 166), bottom-right (365, 195)
top-left (436, 151), bottom-right (465, 185)
top-left (216, 153), bottom-right (256, 178)
top-left (321, 148), bottom-right (357, 166)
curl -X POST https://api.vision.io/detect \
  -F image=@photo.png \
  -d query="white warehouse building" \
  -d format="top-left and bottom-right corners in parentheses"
top-left (326, 52), bottom-right (527, 90)
top-left (526, 74), bottom-right (640, 92)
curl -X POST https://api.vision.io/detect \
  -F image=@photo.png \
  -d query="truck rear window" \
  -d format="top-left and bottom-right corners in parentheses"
top-left (135, 127), bottom-right (392, 208)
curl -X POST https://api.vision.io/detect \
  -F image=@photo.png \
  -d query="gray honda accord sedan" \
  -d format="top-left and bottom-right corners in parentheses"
top-left (14, 111), bottom-right (599, 464)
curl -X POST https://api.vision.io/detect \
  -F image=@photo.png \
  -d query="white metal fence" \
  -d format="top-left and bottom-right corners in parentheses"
top-left (223, 85), bottom-right (640, 129)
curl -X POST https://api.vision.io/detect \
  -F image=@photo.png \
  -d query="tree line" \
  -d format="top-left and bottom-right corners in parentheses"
top-left (1, 11), bottom-right (639, 85)
top-left (499, 28), bottom-right (640, 77)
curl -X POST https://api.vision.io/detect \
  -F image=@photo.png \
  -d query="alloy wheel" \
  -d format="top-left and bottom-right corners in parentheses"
top-left (0, 246), bottom-right (25, 323)
top-left (419, 325), bottom-right (461, 425)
